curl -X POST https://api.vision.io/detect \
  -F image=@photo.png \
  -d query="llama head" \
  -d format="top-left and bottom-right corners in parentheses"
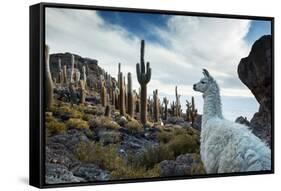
top-left (193, 69), bottom-right (215, 93)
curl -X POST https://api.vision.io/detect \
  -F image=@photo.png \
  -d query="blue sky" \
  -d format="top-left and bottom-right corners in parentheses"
top-left (46, 8), bottom-right (271, 120)
top-left (98, 11), bottom-right (271, 47)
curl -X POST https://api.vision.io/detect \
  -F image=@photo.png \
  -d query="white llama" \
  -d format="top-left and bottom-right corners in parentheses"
top-left (193, 69), bottom-right (271, 173)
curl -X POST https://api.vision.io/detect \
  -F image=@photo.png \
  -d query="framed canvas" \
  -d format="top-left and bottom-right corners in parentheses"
top-left (29, 2), bottom-right (274, 188)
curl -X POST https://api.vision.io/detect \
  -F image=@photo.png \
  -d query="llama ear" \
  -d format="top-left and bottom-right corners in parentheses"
top-left (202, 69), bottom-right (210, 77)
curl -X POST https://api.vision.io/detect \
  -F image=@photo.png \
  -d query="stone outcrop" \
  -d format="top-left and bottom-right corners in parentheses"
top-left (238, 35), bottom-right (272, 146)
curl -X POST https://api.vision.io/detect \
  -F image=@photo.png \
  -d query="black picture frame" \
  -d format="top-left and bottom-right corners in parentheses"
top-left (30, 2), bottom-right (274, 188)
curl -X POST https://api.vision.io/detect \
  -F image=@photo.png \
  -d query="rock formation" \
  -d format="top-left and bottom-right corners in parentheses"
top-left (238, 35), bottom-right (272, 146)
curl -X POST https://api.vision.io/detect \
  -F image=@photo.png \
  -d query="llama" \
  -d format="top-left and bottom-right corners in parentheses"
top-left (193, 69), bottom-right (271, 173)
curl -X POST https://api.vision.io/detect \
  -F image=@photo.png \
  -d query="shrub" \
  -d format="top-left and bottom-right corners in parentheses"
top-left (167, 134), bottom-right (199, 157)
top-left (124, 119), bottom-right (143, 134)
top-left (89, 116), bottom-right (120, 130)
top-left (99, 131), bottom-right (121, 145)
top-left (190, 154), bottom-right (206, 175)
top-left (82, 114), bottom-right (94, 122)
top-left (75, 141), bottom-right (161, 180)
top-left (51, 105), bottom-right (83, 119)
top-left (45, 115), bottom-right (66, 136)
top-left (75, 141), bottom-right (122, 170)
top-left (111, 163), bottom-right (160, 179)
top-left (156, 131), bottom-right (173, 144)
top-left (66, 118), bottom-right (89, 129)
top-left (128, 145), bottom-right (174, 170)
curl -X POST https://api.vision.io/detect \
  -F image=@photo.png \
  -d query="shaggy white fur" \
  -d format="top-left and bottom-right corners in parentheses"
top-left (193, 69), bottom-right (271, 173)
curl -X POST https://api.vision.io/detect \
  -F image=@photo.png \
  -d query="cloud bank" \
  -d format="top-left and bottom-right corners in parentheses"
top-left (46, 8), bottom-right (254, 100)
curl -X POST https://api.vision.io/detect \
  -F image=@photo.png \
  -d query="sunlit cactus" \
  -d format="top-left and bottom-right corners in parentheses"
top-left (136, 40), bottom-right (151, 125)
top-left (70, 55), bottom-right (75, 83)
top-left (45, 45), bottom-right (53, 109)
top-left (82, 65), bottom-right (87, 86)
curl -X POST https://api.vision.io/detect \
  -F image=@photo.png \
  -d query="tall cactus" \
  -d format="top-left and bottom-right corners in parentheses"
top-left (70, 55), bottom-right (75, 83)
top-left (101, 80), bottom-right (107, 107)
top-left (175, 86), bottom-right (181, 117)
top-left (79, 80), bottom-right (86, 104)
top-left (153, 89), bottom-right (159, 122)
top-left (136, 40), bottom-right (151, 125)
top-left (58, 58), bottom-right (63, 84)
top-left (63, 65), bottom-right (67, 84)
top-left (163, 97), bottom-right (169, 120)
top-left (82, 65), bottom-right (87, 85)
top-left (119, 72), bottom-right (125, 115)
top-left (186, 100), bottom-right (191, 121)
top-left (191, 96), bottom-right (197, 126)
top-left (45, 45), bottom-right (53, 109)
top-left (127, 72), bottom-right (134, 117)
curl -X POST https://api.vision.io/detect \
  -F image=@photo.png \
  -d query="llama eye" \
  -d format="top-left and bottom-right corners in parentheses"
top-left (201, 81), bottom-right (205, 84)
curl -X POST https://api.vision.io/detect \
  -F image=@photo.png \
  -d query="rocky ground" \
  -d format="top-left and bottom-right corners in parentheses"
top-left (45, 93), bottom-right (204, 184)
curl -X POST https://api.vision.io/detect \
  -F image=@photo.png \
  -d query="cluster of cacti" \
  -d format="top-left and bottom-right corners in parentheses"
top-left (45, 45), bottom-right (54, 109)
top-left (186, 96), bottom-right (197, 126)
top-left (163, 97), bottom-right (169, 120)
top-left (136, 40), bottom-right (151, 125)
top-left (153, 89), bottom-right (159, 122)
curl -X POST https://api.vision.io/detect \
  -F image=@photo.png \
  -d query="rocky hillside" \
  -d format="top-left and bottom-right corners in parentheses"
top-left (45, 41), bottom-right (204, 184)
top-left (238, 35), bottom-right (272, 147)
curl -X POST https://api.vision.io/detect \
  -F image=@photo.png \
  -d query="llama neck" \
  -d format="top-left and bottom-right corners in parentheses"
top-left (202, 82), bottom-right (223, 121)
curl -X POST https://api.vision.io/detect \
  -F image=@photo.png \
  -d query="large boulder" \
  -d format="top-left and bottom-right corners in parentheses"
top-left (238, 35), bottom-right (272, 146)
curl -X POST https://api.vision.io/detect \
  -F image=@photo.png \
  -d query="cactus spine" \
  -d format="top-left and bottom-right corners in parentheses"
top-left (136, 40), bottom-right (151, 125)
top-left (163, 97), bottom-right (169, 120)
top-left (153, 89), bottom-right (159, 122)
top-left (119, 72), bottom-right (125, 115)
top-left (45, 45), bottom-right (54, 109)
top-left (127, 72), bottom-right (134, 117)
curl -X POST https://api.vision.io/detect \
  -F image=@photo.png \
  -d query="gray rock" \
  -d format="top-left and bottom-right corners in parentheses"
top-left (45, 163), bottom-right (85, 184)
top-left (238, 35), bottom-right (272, 146)
top-left (235, 116), bottom-right (251, 126)
top-left (160, 154), bottom-right (203, 177)
top-left (48, 129), bottom-right (90, 152)
top-left (72, 164), bottom-right (110, 181)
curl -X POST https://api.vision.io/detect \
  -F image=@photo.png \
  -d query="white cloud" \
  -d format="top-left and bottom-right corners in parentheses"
top-left (46, 8), bottom-right (255, 101)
